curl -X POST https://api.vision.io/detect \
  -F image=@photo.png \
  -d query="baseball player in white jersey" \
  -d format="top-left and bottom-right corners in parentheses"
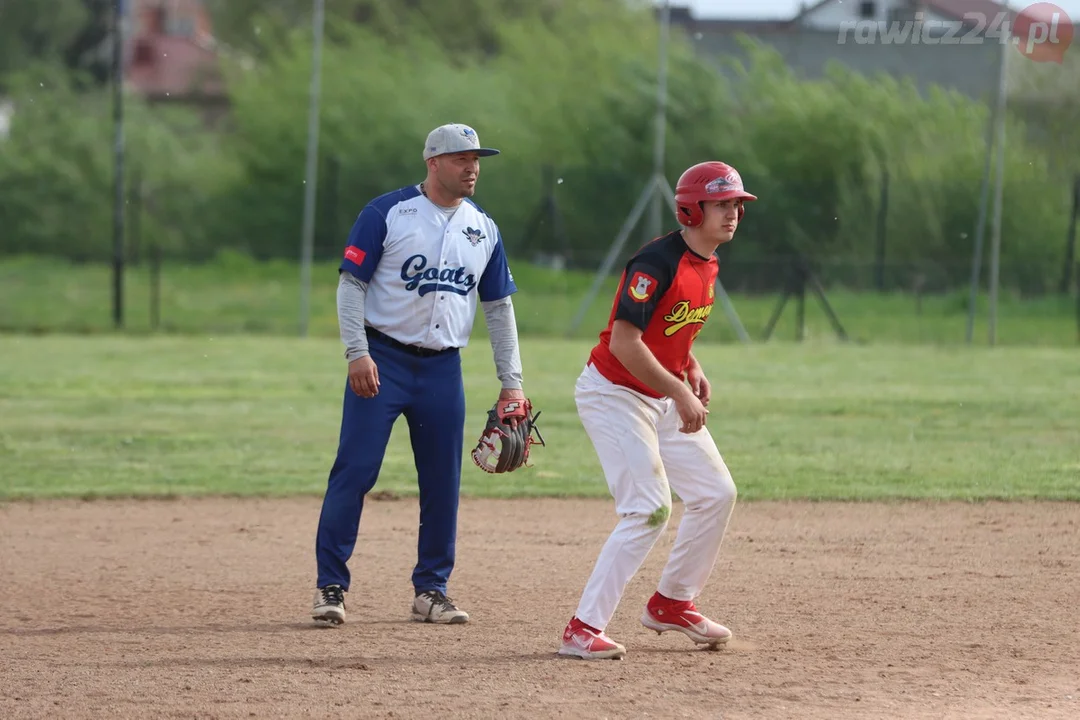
top-left (311, 123), bottom-right (525, 626)
top-left (558, 161), bottom-right (757, 659)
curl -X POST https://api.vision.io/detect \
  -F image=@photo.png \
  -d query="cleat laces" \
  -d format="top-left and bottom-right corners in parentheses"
top-left (320, 586), bottom-right (345, 607)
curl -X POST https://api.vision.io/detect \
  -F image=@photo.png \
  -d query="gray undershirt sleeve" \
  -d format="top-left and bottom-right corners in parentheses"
top-left (337, 271), bottom-right (370, 362)
top-left (481, 297), bottom-right (524, 390)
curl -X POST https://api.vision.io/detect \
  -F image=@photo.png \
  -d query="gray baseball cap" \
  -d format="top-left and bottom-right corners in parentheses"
top-left (423, 123), bottom-right (500, 160)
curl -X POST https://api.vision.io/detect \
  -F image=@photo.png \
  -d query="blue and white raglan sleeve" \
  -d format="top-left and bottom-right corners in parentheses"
top-left (339, 205), bottom-right (387, 282)
top-left (477, 229), bottom-right (518, 302)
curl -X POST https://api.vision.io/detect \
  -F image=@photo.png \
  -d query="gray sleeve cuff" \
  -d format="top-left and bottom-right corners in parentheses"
top-left (337, 272), bottom-right (370, 362)
top-left (481, 297), bottom-right (523, 390)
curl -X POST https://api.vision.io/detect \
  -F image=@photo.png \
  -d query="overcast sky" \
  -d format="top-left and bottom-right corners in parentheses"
top-left (665, 0), bottom-right (1080, 20)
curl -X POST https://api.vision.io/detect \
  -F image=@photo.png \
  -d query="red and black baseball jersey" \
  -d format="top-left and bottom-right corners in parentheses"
top-left (588, 231), bottom-right (718, 399)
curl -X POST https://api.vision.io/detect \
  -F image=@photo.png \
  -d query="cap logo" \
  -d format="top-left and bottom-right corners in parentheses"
top-left (424, 124), bottom-right (499, 159)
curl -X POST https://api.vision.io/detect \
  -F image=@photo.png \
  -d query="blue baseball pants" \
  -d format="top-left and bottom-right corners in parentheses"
top-left (315, 334), bottom-right (465, 594)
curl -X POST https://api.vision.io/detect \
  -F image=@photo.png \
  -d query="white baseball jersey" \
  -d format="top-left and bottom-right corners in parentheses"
top-left (339, 185), bottom-right (517, 351)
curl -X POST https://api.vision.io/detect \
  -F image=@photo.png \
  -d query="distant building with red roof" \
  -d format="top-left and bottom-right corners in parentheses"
top-left (124, 0), bottom-right (228, 122)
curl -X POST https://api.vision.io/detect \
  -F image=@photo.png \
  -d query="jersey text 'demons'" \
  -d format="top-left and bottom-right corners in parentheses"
top-left (662, 300), bottom-right (713, 336)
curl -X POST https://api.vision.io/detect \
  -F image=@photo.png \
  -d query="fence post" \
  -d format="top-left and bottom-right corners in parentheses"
top-left (326, 154), bottom-right (340, 252)
top-left (874, 168), bottom-right (889, 291)
top-left (1060, 173), bottom-right (1079, 294)
top-left (795, 266), bottom-right (806, 341)
top-left (150, 243), bottom-right (162, 332)
top-left (129, 167), bottom-right (142, 265)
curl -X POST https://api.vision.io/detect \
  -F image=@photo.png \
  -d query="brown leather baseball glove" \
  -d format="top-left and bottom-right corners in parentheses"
top-left (470, 398), bottom-right (545, 473)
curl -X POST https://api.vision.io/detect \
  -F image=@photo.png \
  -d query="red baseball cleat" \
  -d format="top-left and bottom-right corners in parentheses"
top-left (557, 617), bottom-right (627, 660)
top-left (640, 592), bottom-right (732, 647)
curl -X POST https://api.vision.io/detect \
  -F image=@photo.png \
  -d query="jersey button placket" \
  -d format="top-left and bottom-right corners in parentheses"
top-left (427, 235), bottom-right (449, 345)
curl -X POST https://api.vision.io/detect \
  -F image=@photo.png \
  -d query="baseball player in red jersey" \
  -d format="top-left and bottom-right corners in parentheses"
top-left (558, 161), bottom-right (757, 660)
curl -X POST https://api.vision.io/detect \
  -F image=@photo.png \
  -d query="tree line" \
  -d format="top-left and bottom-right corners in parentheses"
top-left (1, 0), bottom-right (1077, 294)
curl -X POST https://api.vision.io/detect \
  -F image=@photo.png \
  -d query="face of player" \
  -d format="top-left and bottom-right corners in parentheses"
top-left (699, 198), bottom-right (742, 244)
top-left (432, 151), bottom-right (481, 199)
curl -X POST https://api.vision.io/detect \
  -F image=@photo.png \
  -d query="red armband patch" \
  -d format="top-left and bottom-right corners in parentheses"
top-left (627, 271), bottom-right (658, 303)
top-left (344, 246), bottom-right (366, 264)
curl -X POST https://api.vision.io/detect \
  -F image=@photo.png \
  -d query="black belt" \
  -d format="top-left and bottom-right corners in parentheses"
top-left (366, 326), bottom-right (456, 357)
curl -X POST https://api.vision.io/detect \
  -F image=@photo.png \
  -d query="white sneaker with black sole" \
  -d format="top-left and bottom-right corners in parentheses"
top-left (411, 590), bottom-right (469, 624)
top-left (312, 585), bottom-right (346, 625)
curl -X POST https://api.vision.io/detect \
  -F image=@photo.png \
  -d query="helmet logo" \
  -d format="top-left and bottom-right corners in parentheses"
top-left (705, 170), bottom-right (742, 194)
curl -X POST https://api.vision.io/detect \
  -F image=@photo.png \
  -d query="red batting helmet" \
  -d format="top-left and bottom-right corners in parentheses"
top-left (674, 161), bottom-right (757, 228)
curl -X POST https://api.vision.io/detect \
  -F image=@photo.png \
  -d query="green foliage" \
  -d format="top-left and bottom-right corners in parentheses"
top-left (0, 64), bottom-right (240, 261)
top-left (1, 2), bottom-right (1076, 294)
top-left (715, 38), bottom-right (1072, 293)
top-left (1009, 49), bottom-right (1080, 177)
top-left (0, 0), bottom-right (104, 88)
top-left (209, 0), bottom-right (677, 263)
top-left (0, 65), bottom-right (111, 258)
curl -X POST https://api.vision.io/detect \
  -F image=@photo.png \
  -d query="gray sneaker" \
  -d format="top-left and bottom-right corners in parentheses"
top-left (411, 590), bottom-right (469, 624)
top-left (312, 585), bottom-right (346, 625)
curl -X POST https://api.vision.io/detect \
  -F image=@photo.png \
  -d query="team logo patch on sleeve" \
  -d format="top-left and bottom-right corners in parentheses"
top-left (344, 246), bottom-right (366, 264)
top-left (627, 271), bottom-right (657, 303)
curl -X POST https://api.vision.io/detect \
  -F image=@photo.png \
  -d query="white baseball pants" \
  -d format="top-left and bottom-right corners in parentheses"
top-left (572, 363), bottom-right (737, 632)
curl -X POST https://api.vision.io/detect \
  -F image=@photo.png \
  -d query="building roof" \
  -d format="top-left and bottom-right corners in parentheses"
top-left (124, 0), bottom-right (226, 102)
top-left (127, 34), bottom-right (224, 100)
top-left (663, 6), bottom-right (796, 34)
top-left (791, 0), bottom-right (1016, 22)
top-left (923, 0), bottom-right (1016, 22)
top-left (663, 0), bottom-right (1062, 35)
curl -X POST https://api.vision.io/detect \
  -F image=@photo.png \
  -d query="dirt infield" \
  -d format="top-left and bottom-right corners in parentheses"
top-left (2, 497), bottom-right (1078, 719)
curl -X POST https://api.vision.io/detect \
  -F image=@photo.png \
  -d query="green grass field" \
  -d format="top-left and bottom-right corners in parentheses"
top-left (2, 254), bottom-right (1077, 345)
top-left (2, 334), bottom-right (1077, 502)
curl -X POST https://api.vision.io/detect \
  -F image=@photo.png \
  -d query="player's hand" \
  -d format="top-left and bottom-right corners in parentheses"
top-left (498, 387), bottom-right (525, 428)
top-left (348, 356), bottom-right (380, 398)
top-left (686, 365), bottom-right (711, 407)
top-left (674, 386), bottom-right (709, 434)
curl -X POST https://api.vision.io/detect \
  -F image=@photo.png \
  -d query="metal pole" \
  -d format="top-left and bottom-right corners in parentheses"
top-left (874, 168), bottom-right (889, 292)
top-left (987, 39), bottom-right (1008, 347)
top-left (298, 0), bottom-right (326, 337)
top-left (966, 33), bottom-right (1007, 343)
top-left (567, 0), bottom-right (747, 343)
top-left (111, 0), bottom-right (126, 329)
top-left (567, 177), bottom-right (659, 336)
top-left (150, 243), bottom-right (161, 332)
top-left (1060, 174), bottom-right (1079, 294)
top-left (646, 0), bottom-right (671, 241)
top-left (713, 280), bottom-right (751, 344)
